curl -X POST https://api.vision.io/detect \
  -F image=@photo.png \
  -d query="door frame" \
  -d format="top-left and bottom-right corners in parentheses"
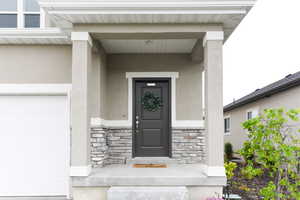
top-left (132, 78), bottom-right (172, 158)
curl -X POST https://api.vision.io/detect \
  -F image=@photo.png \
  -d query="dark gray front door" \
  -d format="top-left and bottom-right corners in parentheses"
top-left (133, 78), bottom-right (171, 157)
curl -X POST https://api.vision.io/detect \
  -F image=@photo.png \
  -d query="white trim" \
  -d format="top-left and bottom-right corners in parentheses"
top-left (0, 84), bottom-right (71, 95)
top-left (126, 72), bottom-right (179, 127)
top-left (104, 120), bottom-right (131, 128)
top-left (0, 11), bottom-right (18, 14)
top-left (0, 28), bottom-right (70, 44)
top-left (126, 72), bottom-right (179, 79)
top-left (0, 28), bottom-right (66, 34)
top-left (70, 165), bottom-right (92, 177)
top-left (0, 84), bottom-right (72, 198)
top-left (90, 117), bottom-right (103, 127)
top-left (224, 132), bottom-right (231, 136)
top-left (173, 120), bottom-right (204, 129)
top-left (47, 10), bottom-right (247, 15)
top-left (17, 0), bottom-right (23, 29)
top-left (203, 31), bottom-right (224, 46)
top-left (71, 32), bottom-right (93, 46)
top-left (90, 118), bottom-right (131, 128)
top-left (91, 118), bottom-right (204, 129)
top-left (40, 1), bottom-right (256, 11)
top-left (204, 165), bottom-right (226, 177)
top-left (40, 9), bottom-right (46, 28)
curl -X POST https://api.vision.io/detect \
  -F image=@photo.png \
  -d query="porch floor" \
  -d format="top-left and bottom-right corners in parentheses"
top-left (72, 164), bottom-right (226, 187)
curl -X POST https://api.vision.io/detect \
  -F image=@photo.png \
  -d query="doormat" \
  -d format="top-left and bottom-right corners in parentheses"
top-left (133, 164), bottom-right (167, 168)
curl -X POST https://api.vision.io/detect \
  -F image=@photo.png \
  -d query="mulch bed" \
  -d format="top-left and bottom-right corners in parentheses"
top-left (227, 163), bottom-right (273, 200)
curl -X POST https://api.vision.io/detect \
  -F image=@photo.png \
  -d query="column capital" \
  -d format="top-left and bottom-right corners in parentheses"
top-left (202, 31), bottom-right (224, 47)
top-left (71, 32), bottom-right (93, 46)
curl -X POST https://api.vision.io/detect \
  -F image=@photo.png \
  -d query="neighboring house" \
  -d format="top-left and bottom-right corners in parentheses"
top-left (224, 71), bottom-right (300, 151)
top-left (0, 0), bottom-right (255, 199)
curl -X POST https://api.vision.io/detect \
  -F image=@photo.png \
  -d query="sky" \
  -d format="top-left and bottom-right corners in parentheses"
top-left (223, 0), bottom-right (300, 105)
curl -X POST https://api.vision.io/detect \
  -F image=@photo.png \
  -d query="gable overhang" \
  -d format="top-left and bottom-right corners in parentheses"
top-left (0, 28), bottom-right (70, 44)
top-left (39, 0), bottom-right (256, 41)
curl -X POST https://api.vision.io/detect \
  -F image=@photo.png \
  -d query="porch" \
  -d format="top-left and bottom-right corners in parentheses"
top-left (70, 24), bottom-right (224, 165)
top-left (68, 24), bottom-right (225, 199)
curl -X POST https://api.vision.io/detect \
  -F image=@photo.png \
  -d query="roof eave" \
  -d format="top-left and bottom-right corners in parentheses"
top-left (224, 79), bottom-right (300, 112)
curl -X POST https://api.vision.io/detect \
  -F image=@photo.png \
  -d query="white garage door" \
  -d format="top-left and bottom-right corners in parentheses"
top-left (0, 94), bottom-right (69, 197)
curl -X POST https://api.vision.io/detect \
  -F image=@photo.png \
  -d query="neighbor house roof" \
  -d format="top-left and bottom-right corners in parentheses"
top-left (224, 71), bottom-right (300, 112)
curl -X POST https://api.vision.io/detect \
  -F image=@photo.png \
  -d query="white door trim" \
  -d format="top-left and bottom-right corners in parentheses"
top-left (126, 72), bottom-right (179, 127)
top-left (0, 84), bottom-right (71, 198)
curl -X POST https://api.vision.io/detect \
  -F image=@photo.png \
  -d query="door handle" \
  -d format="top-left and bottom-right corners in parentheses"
top-left (135, 116), bottom-right (139, 133)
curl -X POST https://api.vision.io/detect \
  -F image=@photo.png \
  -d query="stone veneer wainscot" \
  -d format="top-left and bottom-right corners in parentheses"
top-left (91, 127), bottom-right (205, 167)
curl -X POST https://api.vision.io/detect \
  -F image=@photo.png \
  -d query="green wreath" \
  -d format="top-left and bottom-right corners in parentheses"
top-left (141, 92), bottom-right (162, 112)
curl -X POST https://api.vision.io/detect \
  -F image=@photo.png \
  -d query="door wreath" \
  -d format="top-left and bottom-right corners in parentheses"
top-left (141, 92), bottom-right (162, 112)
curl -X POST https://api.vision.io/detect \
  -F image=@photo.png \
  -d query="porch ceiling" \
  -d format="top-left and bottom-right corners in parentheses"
top-left (99, 39), bottom-right (198, 53)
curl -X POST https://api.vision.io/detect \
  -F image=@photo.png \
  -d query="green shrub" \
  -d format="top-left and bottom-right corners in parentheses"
top-left (239, 141), bottom-right (255, 164)
top-left (240, 108), bottom-right (300, 200)
top-left (225, 161), bottom-right (237, 180)
top-left (224, 142), bottom-right (233, 161)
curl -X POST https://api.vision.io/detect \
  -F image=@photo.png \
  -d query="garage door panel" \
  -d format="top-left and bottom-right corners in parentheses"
top-left (0, 95), bottom-right (69, 196)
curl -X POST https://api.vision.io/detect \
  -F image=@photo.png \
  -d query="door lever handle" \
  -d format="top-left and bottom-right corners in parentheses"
top-left (135, 116), bottom-right (139, 133)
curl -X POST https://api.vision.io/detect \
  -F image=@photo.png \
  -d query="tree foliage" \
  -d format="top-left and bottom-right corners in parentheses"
top-left (240, 108), bottom-right (300, 200)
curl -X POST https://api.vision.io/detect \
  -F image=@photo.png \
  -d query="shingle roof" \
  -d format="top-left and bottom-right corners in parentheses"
top-left (224, 71), bottom-right (300, 112)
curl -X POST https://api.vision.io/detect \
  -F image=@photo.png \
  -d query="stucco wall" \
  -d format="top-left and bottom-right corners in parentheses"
top-left (224, 86), bottom-right (300, 151)
top-left (106, 54), bottom-right (203, 120)
top-left (0, 46), bottom-right (203, 121)
top-left (0, 45), bottom-right (104, 119)
top-left (99, 49), bottom-right (107, 119)
top-left (0, 45), bottom-right (72, 83)
top-left (90, 49), bottom-right (107, 118)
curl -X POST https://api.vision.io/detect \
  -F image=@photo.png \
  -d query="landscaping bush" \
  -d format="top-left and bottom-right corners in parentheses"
top-left (239, 140), bottom-right (254, 164)
top-left (224, 142), bottom-right (234, 161)
top-left (225, 161), bottom-right (237, 180)
top-left (240, 108), bottom-right (300, 200)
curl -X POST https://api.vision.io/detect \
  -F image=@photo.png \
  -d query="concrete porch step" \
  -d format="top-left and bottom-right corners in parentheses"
top-left (126, 157), bottom-right (178, 165)
top-left (72, 164), bottom-right (227, 187)
top-left (107, 186), bottom-right (188, 200)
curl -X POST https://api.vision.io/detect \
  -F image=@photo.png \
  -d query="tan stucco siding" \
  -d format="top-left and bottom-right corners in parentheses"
top-left (99, 49), bottom-right (107, 119)
top-left (106, 54), bottom-right (203, 120)
top-left (224, 86), bottom-right (300, 151)
top-left (0, 45), bottom-right (72, 83)
top-left (0, 45), bottom-right (104, 119)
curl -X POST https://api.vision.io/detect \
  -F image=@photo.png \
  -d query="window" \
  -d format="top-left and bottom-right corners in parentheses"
top-left (0, 0), bottom-right (17, 11)
top-left (0, 14), bottom-right (18, 28)
top-left (24, 14), bottom-right (40, 28)
top-left (24, 0), bottom-right (40, 28)
top-left (0, 0), bottom-right (17, 28)
top-left (247, 111), bottom-right (253, 120)
top-left (246, 108), bottom-right (259, 120)
top-left (24, 0), bottom-right (39, 12)
top-left (0, 0), bottom-right (41, 28)
top-left (224, 117), bottom-right (230, 135)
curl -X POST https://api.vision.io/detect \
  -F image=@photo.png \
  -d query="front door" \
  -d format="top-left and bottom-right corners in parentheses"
top-left (133, 78), bottom-right (171, 157)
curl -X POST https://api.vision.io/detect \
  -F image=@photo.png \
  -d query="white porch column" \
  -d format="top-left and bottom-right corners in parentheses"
top-left (70, 32), bottom-right (93, 176)
top-left (203, 31), bottom-right (225, 176)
